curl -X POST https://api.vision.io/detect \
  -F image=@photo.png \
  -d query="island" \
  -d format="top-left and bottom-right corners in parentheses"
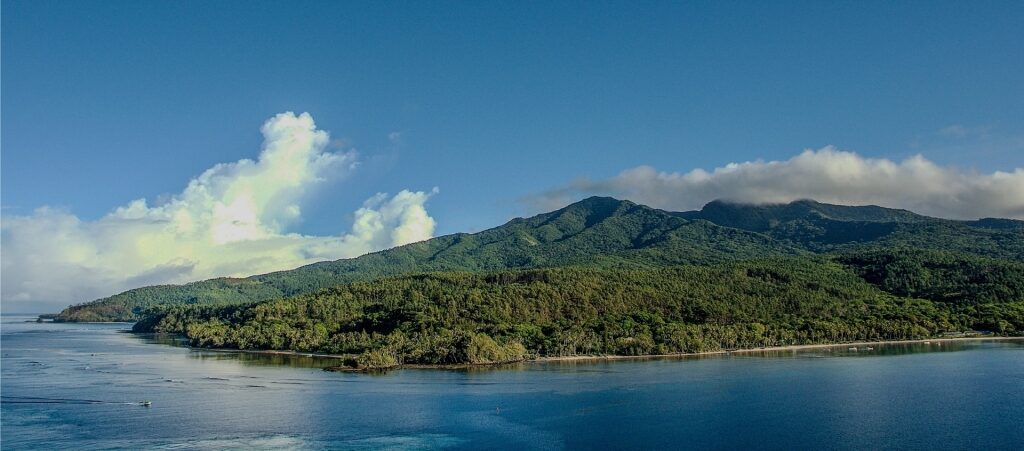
top-left (55, 197), bottom-right (1022, 371)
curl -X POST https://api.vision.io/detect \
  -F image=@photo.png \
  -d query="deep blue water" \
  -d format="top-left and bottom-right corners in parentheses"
top-left (2, 315), bottom-right (1022, 450)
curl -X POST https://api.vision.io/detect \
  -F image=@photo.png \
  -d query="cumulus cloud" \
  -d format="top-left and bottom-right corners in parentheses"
top-left (1, 112), bottom-right (437, 311)
top-left (531, 147), bottom-right (1024, 220)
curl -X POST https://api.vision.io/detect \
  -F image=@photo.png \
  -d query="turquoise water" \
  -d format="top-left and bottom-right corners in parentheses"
top-left (2, 315), bottom-right (1023, 450)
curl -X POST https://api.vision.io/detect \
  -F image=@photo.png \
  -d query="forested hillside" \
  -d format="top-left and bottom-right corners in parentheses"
top-left (679, 199), bottom-right (1024, 255)
top-left (134, 251), bottom-right (1024, 369)
top-left (58, 197), bottom-right (1024, 322)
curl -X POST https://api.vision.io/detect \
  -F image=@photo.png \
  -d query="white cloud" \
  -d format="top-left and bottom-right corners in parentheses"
top-left (531, 147), bottom-right (1024, 220)
top-left (1, 112), bottom-right (437, 312)
top-left (937, 124), bottom-right (992, 140)
top-left (387, 131), bottom-right (403, 145)
top-left (339, 187), bottom-right (440, 257)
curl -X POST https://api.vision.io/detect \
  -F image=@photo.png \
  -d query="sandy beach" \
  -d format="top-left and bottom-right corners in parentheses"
top-left (533, 336), bottom-right (1024, 364)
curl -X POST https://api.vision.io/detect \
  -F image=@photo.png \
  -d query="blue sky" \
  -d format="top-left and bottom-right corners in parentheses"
top-left (3, 1), bottom-right (1024, 310)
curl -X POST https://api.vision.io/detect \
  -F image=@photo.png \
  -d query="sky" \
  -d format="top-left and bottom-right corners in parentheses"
top-left (3, 1), bottom-right (1023, 312)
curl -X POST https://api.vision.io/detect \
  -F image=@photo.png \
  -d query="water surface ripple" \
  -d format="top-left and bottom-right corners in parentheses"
top-left (2, 315), bottom-right (1022, 450)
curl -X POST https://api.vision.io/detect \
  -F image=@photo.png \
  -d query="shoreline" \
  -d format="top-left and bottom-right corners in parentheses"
top-left (533, 336), bottom-right (1024, 364)
top-left (161, 335), bottom-right (1024, 370)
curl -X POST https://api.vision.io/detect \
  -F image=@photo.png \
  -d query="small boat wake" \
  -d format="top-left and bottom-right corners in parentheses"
top-left (1, 396), bottom-right (151, 407)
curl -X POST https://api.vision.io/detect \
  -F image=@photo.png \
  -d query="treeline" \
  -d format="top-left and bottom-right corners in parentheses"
top-left (837, 248), bottom-right (1024, 304)
top-left (134, 252), bottom-right (1024, 369)
top-left (57, 278), bottom-right (285, 322)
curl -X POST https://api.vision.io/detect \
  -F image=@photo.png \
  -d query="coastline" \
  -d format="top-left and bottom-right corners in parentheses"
top-left (169, 335), bottom-right (1024, 371)
top-left (533, 336), bottom-right (1024, 364)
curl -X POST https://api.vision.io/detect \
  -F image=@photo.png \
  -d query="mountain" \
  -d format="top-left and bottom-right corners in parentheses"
top-left (676, 199), bottom-right (927, 228)
top-left (56, 197), bottom-right (1024, 322)
top-left (680, 199), bottom-right (1024, 255)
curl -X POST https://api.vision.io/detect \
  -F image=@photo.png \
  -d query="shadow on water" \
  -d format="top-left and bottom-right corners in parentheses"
top-left (737, 339), bottom-right (1024, 359)
top-left (130, 332), bottom-right (189, 347)
top-left (130, 333), bottom-right (343, 369)
top-left (189, 351), bottom-right (343, 369)
top-left (525, 339), bottom-right (1024, 372)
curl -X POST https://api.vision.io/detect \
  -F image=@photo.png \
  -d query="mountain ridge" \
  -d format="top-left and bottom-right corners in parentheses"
top-left (55, 196), bottom-right (1024, 322)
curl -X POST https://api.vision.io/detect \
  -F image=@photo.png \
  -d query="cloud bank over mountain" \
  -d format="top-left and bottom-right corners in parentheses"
top-left (1, 112), bottom-right (437, 311)
top-left (531, 147), bottom-right (1024, 220)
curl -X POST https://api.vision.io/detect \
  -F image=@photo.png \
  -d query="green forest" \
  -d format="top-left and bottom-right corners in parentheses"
top-left (59, 197), bottom-right (1024, 322)
top-left (134, 250), bottom-right (1024, 369)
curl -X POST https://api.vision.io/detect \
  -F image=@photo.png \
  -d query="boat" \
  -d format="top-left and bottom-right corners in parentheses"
top-left (140, 401), bottom-right (152, 407)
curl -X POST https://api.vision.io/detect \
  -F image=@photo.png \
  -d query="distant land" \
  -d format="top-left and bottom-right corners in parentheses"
top-left (55, 197), bottom-right (1024, 369)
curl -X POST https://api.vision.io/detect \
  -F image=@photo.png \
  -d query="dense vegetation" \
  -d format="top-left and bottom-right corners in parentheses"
top-left (133, 251), bottom-right (1024, 369)
top-left (837, 249), bottom-right (1024, 305)
top-left (56, 279), bottom-right (286, 322)
top-left (679, 200), bottom-right (1024, 257)
top-left (59, 197), bottom-right (1024, 322)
